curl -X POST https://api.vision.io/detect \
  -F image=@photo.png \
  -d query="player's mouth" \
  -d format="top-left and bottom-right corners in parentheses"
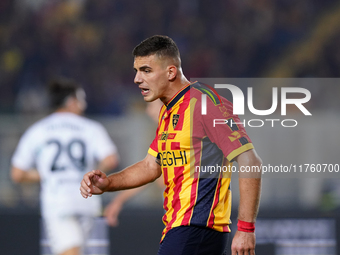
top-left (141, 88), bottom-right (150, 96)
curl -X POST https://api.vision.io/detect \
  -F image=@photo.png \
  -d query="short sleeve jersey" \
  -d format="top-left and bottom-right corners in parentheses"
top-left (148, 82), bottom-right (254, 240)
top-left (11, 112), bottom-right (118, 217)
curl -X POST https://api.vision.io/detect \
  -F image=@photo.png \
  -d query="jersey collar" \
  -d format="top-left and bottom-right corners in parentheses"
top-left (165, 82), bottom-right (195, 111)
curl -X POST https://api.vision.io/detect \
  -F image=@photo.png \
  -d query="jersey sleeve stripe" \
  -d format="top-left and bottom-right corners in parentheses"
top-left (148, 147), bottom-right (158, 158)
top-left (226, 118), bottom-right (240, 131)
top-left (238, 137), bottom-right (249, 146)
top-left (226, 143), bottom-right (254, 162)
top-left (191, 82), bottom-right (222, 106)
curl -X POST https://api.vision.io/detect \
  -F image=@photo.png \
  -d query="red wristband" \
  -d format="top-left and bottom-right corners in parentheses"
top-left (237, 220), bottom-right (255, 233)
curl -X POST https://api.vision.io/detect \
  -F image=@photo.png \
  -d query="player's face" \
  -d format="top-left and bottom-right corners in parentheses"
top-left (134, 55), bottom-right (170, 103)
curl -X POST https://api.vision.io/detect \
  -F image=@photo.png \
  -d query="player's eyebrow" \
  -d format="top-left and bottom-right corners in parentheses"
top-left (134, 65), bottom-right (151, 72)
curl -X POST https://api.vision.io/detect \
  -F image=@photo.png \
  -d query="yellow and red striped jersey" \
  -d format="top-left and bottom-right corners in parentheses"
top-left (148, 82), bottom-right (254, 241)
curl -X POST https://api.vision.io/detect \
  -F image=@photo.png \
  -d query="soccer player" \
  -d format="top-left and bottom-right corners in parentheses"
top-left (80, 35), bottom-right (262, 255)
top-left (11, 78), bottom-right (119, 255)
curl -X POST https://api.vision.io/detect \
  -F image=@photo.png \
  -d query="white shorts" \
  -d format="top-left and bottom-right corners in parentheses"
top-left (43, 215), bottom-right (95, 254)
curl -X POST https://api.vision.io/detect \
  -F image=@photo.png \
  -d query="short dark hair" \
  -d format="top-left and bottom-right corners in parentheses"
top-left (132, 35), bottom-right (180, 63)
top-left (48, 77), bottom-right (80, 109)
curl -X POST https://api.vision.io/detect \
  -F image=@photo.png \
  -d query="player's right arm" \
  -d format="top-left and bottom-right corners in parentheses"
top-left (11, 126), bottom-right (40, 184)
top-left (11, 166), bottom-right (40, 183)
top-left (80, 153), bottom-right (161, 198)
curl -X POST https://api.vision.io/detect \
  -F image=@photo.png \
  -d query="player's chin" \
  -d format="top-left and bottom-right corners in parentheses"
top-left (143, 95), bottom-right (156, 102)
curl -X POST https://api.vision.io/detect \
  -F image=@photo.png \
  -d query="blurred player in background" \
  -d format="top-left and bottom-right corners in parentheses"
top-left (104, 99), bottom-right (164, 227)
top-left (80, 35), bottom-right (262, 255)
top-left (11, 77), bottom-right (119, 255)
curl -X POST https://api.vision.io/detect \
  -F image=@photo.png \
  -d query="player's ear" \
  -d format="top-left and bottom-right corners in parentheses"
top-left (168, 65), bottom-right (177, 81)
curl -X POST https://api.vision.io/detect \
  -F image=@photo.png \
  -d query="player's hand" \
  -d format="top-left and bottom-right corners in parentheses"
top-left (103, 199), bottom-right (123, 227)
top-left (231, 230), bottom-right (256, 255)
top-left (80, 170), bottom-right (110, 198)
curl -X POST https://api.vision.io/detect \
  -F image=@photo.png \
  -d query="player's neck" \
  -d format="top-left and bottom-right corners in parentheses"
top-left (162, 76), bottom-right (190, 105)
top-left (55, 108), bottom-right (80, 115)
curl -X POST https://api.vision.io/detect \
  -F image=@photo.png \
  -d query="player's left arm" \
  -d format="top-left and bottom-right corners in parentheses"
top-left (231, 149), bottom-right (262, 255)
top-left (11, 166), bottom-right (40, 183)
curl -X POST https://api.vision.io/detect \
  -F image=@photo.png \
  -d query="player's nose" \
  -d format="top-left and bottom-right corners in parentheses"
top-left (134, 72), bottom-right (142, 85)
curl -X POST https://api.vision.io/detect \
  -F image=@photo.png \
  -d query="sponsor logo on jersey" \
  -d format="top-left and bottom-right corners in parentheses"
top-left (159, 150), bottom-right (188, 166)
top-left (158, 132), bottom-right (177, 141)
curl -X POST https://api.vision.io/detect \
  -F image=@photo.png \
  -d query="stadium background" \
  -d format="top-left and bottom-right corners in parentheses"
top-left (0, 0), bottom-right (340, 254)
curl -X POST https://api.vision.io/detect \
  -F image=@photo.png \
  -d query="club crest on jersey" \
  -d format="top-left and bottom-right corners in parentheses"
top-left (172, 114), bottom-right (180, 129)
